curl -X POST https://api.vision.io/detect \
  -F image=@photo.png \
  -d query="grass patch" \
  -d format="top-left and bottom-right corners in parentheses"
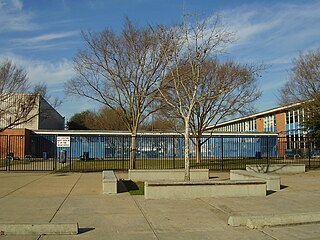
top-left (122, 180), bottom-right (144, 195)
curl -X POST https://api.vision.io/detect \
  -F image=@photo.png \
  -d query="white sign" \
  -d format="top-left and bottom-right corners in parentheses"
top-left (57, 136), bottom-right (71, 148)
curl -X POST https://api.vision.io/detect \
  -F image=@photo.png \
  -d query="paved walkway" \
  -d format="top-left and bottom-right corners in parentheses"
top-left (0, 171), bottom-right (320, 239)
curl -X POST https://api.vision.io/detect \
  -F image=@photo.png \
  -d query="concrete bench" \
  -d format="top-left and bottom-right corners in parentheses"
top-left (144, 180), bottom-right (266, 199)
top-left (230, 170), bottom-right (280, 191)
top-left (102, 171), bottom-right (117, 194)
top-left (246, 164), bottom-right (305, 174)
top-left (129, 169), bottom-right (209, 182)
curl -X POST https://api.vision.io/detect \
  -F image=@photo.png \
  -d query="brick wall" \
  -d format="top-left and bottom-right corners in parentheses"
top-left (0, 129), bottom-right (32, 159)
top-left (276, 112), bottom-right (286, 157)
top-left (256, 117), bottom-right (264, 132)
top-left (276, 112), bottom-right (286, 137)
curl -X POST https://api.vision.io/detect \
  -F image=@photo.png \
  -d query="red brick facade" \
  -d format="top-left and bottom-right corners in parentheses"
top-left (256, 117), bottom-right (264, 132)
top-left (0, 129), bottom-right (32, 159)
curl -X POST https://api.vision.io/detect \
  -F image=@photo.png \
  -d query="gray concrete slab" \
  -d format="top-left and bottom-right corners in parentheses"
top-left (0, 170), bottom-right (319, 239)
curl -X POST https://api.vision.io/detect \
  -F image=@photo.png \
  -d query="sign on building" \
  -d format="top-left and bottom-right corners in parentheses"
top-left (57, 136), bottom-right (71, 148)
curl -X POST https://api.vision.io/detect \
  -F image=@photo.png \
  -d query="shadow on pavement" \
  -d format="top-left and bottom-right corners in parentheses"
top-left (78, 227), bottom-right (95, 234)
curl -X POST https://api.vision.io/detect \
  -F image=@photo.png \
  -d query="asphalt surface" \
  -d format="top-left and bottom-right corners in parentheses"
top-left (0, 170), bottom-right (320, 239)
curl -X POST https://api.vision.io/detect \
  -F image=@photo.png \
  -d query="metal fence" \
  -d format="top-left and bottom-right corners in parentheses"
top-left (0, 134), bottom-right (319, 172)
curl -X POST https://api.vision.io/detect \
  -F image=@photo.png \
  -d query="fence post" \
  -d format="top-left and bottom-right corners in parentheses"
top-left (266, 136), bottom-right (269, 165)
top-left (172, 136), bottom-right (175, 169)
top-left (221, 136), bottom-right (224, 171)
top-left (53, 136), bottom-right (57, 171)
top-left (6, 135), bottom-right (9, 171)
top-left (308, 136), bottom-right (311, 170)
top-left (122, 135), bottom-right (125, 170)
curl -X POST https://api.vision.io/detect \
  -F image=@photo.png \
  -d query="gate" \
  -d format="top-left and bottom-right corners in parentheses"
top-left (0, 135), bottom-right (57, 171)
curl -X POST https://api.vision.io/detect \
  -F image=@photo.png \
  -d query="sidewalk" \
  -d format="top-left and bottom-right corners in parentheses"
top-left (0, 171), bottom-right (319, 239)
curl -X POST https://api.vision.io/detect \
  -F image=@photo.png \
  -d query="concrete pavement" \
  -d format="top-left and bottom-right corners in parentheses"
top-left (0, 170), bottom-right (319, 239)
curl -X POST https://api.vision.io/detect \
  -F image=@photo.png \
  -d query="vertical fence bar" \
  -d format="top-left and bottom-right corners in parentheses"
top-left (221, 136), bottom-right (224, 171)
top-left (266, 136), bottom-right (269, 165)
top-left (172, 136), bottom-right (175, 169)
top-left (121, 135), bottom-right (124, 170)
top-left (6, 135), bottom-right (9, 171)
top-left (308, 136), bottom-right (311, 170)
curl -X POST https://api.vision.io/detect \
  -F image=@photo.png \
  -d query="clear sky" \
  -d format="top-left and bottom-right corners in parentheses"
top-left (1, 0), bottom-right (320, 121)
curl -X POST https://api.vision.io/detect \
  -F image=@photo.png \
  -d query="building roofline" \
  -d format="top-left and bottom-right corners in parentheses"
top-left (207, 102), bottom-right (303, 130)
top-left (33, 129), bottom-right (277, 136)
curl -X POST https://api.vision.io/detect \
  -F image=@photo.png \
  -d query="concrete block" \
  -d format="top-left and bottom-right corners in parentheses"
top-left (0, 223), bottom-right (78, 235)
top-left (230, 170), bottom-right (280, 191)
top-left (228, 212), bottom-right (320, 229)
top-left (246, 164), bottom-right (305, 174)
top-left (102, 170), bottom-right (117, 194)
top-left (129, 169), bottom-right (209, 182)
top-left (145, 180), bottom-right (266, 199)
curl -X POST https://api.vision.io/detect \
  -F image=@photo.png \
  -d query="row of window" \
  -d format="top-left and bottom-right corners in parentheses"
top-left (215, 119), bottom-right (256, 132)
top-left (215, 108), bottom-right (306, 134)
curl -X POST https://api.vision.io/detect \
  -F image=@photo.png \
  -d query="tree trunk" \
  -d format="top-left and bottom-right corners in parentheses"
top-left (196, 136), bottom-right (202, 164)
top-left (184, 120), bottom-right (190, 181)
top-left (130, 133), bottom-right (137, 169)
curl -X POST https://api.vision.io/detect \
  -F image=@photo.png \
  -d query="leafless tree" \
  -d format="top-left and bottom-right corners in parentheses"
top-left (0, 60), bottom-right (45, 131)
top-left (66, 19), bottom-right (172, 168)
top-left (191, 60), bottom-right (262, 163)
top-left (279, 49), bottom-right (320, 136)
top-left (158, 15), bottom-right (235, 180)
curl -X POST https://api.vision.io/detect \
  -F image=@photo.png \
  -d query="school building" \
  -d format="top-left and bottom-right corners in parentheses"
top-left (0, 94), bottom-right (65, 159)
top-left (206, 102), bottom-right (316, 157)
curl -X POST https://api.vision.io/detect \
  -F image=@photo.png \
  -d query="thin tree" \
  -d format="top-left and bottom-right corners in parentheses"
top-left (0, 60), bottom-right (47, 131)
top-left (279, 49), bottom-right (320, 137)
top-left (66, 19), bottom-right (172, 169)
top-left (158, 15), bottom-right (233, 180)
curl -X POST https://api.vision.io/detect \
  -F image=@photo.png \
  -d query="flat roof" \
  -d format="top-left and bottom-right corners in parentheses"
top-left (33, 129), bottom-right (277, 137)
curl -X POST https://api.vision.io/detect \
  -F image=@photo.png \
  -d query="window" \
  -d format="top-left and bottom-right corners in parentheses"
top-left (264, 114), bottom-right (276, 132)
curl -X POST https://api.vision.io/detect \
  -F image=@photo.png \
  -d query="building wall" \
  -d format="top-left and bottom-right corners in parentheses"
top-left (0, 94), bottom-right (39, 130)
top-left (275, 112), bottom-right (286, 156)
top-left (276, 112), bottom-right (286, 137)
top-left (0, 94), bottom-right (64, 130)
top-left (256, 117), bottom-right (264, 132)
top-left (38, 97), bottom-right (64, 130)
top-left (0, 129), bottom-right (32, 159)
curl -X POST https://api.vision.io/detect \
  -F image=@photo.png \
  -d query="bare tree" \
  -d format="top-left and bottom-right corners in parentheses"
top-left (158, 15), bottom-right (234, 180)
top-left (66, 19), bottom-right (172, 168)
top-left (279, 49), bottom-right (320, 136)
top-left (191, 60), bottom-right (262, 163)
top-left (0, 60), bottom-right (45, 131)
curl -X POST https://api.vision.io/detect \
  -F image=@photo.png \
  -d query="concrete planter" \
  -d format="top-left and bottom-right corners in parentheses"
top-left (129, 169), bottom-right (209, 182)
top-left (230, 170), bottom-right (280, 191)
top-left (144, 180), bottom-right (266, 199)
top-left (246, 164), bottom-right (305, 174)
top-left (102, 171), bottom-right (117, 194)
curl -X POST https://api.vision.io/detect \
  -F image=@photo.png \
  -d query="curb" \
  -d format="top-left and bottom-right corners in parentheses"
top-left (0, 223), bottom-right (78, 235)
top-left (228, 212), bottom-right (320, 229)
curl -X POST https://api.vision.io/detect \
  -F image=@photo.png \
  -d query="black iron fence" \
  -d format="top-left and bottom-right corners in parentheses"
top-left (0, 134), bottom-right (319, 172)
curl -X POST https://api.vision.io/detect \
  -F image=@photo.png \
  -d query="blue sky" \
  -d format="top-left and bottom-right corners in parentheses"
top-left (1, 0), bottom-right (320, 121)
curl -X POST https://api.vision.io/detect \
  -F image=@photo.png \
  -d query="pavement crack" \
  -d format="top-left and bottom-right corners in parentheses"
top-left (131, 196), bottom-right (159, 240)
top-left (258, 228), bottom-right (279, 240)
top-left (49, 173), bottom-right (82, 223)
